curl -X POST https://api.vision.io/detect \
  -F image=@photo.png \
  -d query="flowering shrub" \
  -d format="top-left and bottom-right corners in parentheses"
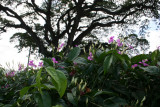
top-left (1, 38), bottom-right (160, 107)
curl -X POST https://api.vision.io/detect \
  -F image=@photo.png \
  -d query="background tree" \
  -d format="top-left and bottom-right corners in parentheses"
top-left (0, 0), bottom-right (159, 57)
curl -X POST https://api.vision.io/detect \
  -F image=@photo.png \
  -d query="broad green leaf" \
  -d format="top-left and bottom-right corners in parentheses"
top-left (34, 93), bottom-right (43, 107)
top-left (114, 52), bottom-right (128, 70)
top-left (85, 63), bottom-right (95, 75)
top-left (67, 47), bottom-right (81, 61)
top-left (111, 97), bottom-right (127, 105)
top-left (103, 54), bottom-right (114, 74)
top-left (46, 66), bottom-right (67, 98)
top-left (140, 66), bottom-right (160, 75)
top-left (96, 50), bottom-right (107, 63)
top-left (20, 87), bottom-right (30, 98)
top-left (36, 68), bottom-right (43, 93)
top-left (93, 91), bottom-right (117, 97)
top-left (41, 84), bottom-right (56, 90)
top-left (20, 85), bottom-right (35, 98)
top-left (121, 54), bottom-right (131, 67)
top-left (96, 49), bottom-right (103, 57)
top-left (105, 96), bottom-right (127, 106)
top-left (71, 87), bottom-right (77, 97)
top-left (73, 57), bottom-right (88, 65)
top-left (41, 91), bottom-right (52, 107)
top-left (41, 58), bottom-right (53, 67)
top-left (21, 94), bottom-right (32, 100)
top-left (34, 91), bottom-right (52, 107)
top-left (67, 93), bottom-right (77, 106)
top-left (105, 50), bottom-right (116, 55)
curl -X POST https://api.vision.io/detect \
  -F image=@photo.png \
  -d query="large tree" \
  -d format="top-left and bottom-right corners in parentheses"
top-left (0, 0), bottom-right (159, 57)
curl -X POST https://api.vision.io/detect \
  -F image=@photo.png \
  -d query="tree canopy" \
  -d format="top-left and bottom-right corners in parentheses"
top-left (0, 0), bottom-right (159, 57)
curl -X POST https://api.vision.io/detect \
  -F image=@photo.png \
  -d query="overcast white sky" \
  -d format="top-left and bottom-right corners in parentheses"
top-left (0, 31), bottom-right (38, 70)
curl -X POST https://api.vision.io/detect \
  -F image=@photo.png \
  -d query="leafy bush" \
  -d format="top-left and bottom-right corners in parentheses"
top-left (1, 37), bottom-right (160, 107)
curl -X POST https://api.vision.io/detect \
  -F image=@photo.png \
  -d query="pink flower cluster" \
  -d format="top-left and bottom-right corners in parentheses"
top-left (18, 64), bottom-right (23, 71)
top-left (139, 59), bottom-right (149, 66)
top-left (108, 36), bottom-right (114, 43)
top-left (131, 64), bottom-right (138, 69)
top-left (28, 60), bottom-right (37, 67)
top-left (131, 59), bottom-right (149, 69)
top-left (108, 36), bottom-right (134, 49)
top-left (117, 51), bottom-right (121, 54)
top-left (38, 62), bottom-right (43, 67)
top-left (52, 57), bottom-right (58, 63)
top-left (88, 52), bottom-right (93, 61)
top-left (117, 39), bottom-right (123, 47)
top-left (6, 71), bottom-right (15, 77)
top-left (1, 84), bottom-right (9, 89)
top-left (28, 60), bottom-right (43, 68)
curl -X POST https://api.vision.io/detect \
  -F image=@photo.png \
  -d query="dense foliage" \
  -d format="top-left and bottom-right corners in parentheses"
top-left (0, 0), bottom-right (159, 57)
top-left (1, 38), bottom-right (160, 107)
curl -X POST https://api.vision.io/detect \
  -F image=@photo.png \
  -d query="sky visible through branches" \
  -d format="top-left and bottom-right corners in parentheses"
top-left (0, 0), bottom-right (160, 70)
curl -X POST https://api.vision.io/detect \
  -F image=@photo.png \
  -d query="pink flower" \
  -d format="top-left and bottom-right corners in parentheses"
top-left (38, 62), bottom-right (43, 67)
top-left (108, 36), bottom-right (114, 44)
top-left (117, 39), bottom-right (123, 47)
top-left (129, 45), bottom-right (133, 49)
top-left (118, 51), bottom-right (121, 54)
top-left (29, 60), bottom-right (34, 65)
top-left (89, 53), bottom-right (92, 56)
top-left (88, 56), bottom-right (93, 60)
top-left (88, 52), bottom-right (93, 60)
top-left (28, 60), bottom-right (37, 68)
top-left (126, 43), bottom-right (133, 49)
top-left (18, 64), bottom-right (22, 71)
top-left (57, 43), bottom-right (65, 51)
top-left (143, 63), bottom-right (149, 66)
top-left (60, 43), bottom-right (65, 47)
top-left (52, 58), bottom-right (58, 63)
top-left (131, 64), bottom-right (138, 69)
top-left (6, 71), bottom-right (15, 77)
top-left (139, 59), bottom-right (149, 66)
